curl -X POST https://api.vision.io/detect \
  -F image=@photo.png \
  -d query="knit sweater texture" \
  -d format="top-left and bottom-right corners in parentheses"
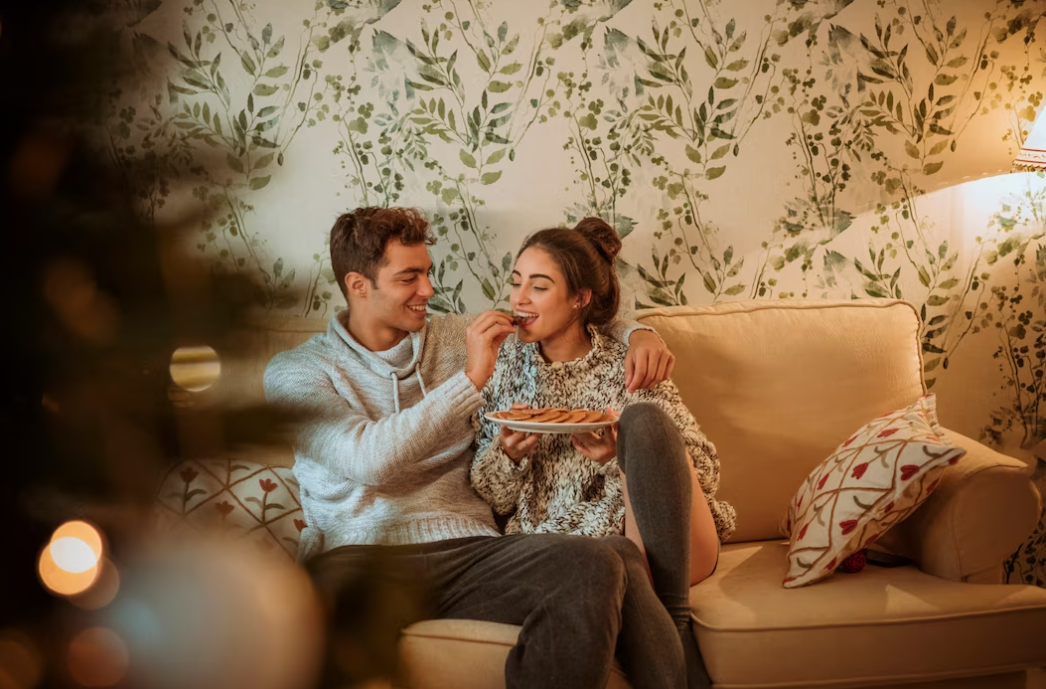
top-left (264, 311), bottom-right (647, 560)
top-left (264, 310), bottom-right (499, 560)
top-left (471, 326), bottom-right (737, 541)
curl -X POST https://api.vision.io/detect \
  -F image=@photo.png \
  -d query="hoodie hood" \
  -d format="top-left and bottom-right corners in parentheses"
top-left (329, 310), bottom-right (430, 412)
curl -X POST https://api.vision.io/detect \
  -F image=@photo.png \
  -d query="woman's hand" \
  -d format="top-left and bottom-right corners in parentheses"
top-left (571, 408), bottom-right (620, 465)
top-left (499, 403), bottom-right (539, 462)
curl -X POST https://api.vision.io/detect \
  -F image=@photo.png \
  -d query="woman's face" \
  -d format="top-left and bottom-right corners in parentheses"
top-left (510, 247), bottom-right (582, 344)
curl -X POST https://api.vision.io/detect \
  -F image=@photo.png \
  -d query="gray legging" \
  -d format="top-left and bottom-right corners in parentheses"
top-left (617, 402), bottom-right (714, 689)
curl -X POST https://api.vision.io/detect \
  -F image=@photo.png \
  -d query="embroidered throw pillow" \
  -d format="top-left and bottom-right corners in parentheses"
top-left (781, 394), bottom-right (965, 588)
top-left (153, 458), bottom-right (305, 561)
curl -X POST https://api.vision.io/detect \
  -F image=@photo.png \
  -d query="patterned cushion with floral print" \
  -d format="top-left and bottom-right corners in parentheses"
top-left (780, 394), bottom-right (965, 588)
top-left (153, 458), bottom-right (305, 561)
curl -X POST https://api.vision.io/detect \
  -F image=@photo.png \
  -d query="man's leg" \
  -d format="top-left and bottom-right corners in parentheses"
top-left (423, 533), bottom-right (684, 689)
top-left (600, 534), bottom-right (687, 689)
top-left (306, 543), bottom-right (430, 688)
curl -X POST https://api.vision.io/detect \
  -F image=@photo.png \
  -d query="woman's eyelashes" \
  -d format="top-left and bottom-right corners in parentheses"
top-left (509, 282), bottom-right (547, 292)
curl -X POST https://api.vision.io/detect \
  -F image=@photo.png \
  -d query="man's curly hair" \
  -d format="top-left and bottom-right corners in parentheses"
top-left (329, 207), bottom-right (436, 296)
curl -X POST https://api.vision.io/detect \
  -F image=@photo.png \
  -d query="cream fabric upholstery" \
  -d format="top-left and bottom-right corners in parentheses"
top-left (692, 541), bottom-right (1046, 688)
top-left (202, 316), bottom-right (327, 467)
top-left (633, 300), bottom-right (926, 543)
top-left (398, 620), bottom-right (630, 689)
top-left (876, 428), bottom-right (1043, 582)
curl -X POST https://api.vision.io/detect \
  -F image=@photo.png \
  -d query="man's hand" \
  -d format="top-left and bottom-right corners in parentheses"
top-left (465, 310), bottom-right (515, 390)
top-left (499, 403), bottom-right (539, 462)
top-left (624, 329), bottom-right (675, 392)
top-left (571, 408), bottom-right (619, 465)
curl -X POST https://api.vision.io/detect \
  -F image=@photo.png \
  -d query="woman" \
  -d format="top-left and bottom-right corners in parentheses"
top-left (471, 217), bottom-right (736, 686)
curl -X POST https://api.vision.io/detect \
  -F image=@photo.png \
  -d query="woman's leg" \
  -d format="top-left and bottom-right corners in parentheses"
top-left (622, 470), bottom-right (719, 586)
top-left (617, 402), bottom-right (716, 688)
top-left (687, 469), bottom-right (721, 584)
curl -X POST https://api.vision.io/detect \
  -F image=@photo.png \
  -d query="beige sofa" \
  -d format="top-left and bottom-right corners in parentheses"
top-left (217, 298), bottom-right (1046, 689)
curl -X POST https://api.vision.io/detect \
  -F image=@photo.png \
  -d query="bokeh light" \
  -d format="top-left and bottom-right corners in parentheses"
top-left (169, 346), bottom-right (221, 392)
top-left (109, 542), bottom-right (322, 689)
top-left (66, 628), bottom-right (128, 688)
top-left (51, 522), bottom-right (103, 559)
top-left (69, 558), bottom-right (120, 611)
top-left (38, 521), bottom-right (104, 597)
top-left (0, 630), bottom-right (44, 689)
top-left (50, 538), bottom-right (97, 574)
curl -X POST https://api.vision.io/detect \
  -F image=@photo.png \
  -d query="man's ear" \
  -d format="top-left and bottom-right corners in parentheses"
top-left (345, 272), bottom-right (370, 300)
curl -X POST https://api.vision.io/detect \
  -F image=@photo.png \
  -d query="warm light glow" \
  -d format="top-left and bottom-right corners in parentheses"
top-left (50, 538), bottom-right (98, 574)
top-left (69, 558), bottom-right (121, 611)
top-left (66, 628), bottom-right (129, 688)
top-left (0, 630), bottom-right (44, 689)
top-left (38, 521), bottom-right (104, 597)
top-left (169, 345), bottom-right (221, 392)
top-left (1014, 114), bottom-right (1046, 171)
top-left (52, 521), bottom-right (103, 558)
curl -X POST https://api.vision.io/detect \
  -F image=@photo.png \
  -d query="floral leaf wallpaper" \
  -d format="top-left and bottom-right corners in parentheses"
top-left (104, 3), bottom-right (1044, 472)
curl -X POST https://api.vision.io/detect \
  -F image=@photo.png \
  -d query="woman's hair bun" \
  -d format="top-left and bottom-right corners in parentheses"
top-left (573, 217), bottom-right (622, 264)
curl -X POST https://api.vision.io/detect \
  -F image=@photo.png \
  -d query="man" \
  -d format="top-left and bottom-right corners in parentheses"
top-left (264, 207), bottom-right (684, 688)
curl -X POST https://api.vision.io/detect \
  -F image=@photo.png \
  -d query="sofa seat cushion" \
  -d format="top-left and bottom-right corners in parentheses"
top-left (693, 541), bottom-right (1046, 688)
top-left (398, 619), bottom-right (631, 689)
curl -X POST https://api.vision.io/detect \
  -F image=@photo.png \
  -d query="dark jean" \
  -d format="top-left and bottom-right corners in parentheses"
top-left (307, 532), bottom-right (685, 689)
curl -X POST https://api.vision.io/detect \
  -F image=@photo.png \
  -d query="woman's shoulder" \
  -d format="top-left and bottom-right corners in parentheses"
top-left (589, 325), bottom-right (628, 368)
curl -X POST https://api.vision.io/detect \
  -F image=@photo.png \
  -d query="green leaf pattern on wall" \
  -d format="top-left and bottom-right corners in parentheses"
top-left (105, 0), bottom-right (1046, 452)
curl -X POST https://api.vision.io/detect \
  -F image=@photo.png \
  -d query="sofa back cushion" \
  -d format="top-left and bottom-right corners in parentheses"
top-left (634, 300), bottom-right (926, 543)
top-left (218, 316), bottom-right (330, 403)
top-left (194, 316), bottom-right (329, 467)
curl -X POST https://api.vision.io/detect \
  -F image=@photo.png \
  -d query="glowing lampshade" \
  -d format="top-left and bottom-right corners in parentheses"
top-left (1014, 114), bottom-right (1046, 171)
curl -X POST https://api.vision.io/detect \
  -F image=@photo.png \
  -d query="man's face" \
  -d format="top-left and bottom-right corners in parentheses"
top-left (361, 239), bottom-right (434, 333)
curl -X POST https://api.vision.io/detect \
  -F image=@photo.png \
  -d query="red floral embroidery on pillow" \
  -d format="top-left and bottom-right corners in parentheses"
top-left (259, 478), bottom-right (278, 493)
top-left (839, 520), bottom-right (858, 535)
top-left (215, 501), bottom-right (234, 516)
top-left (883, 501), bottom-right (894, 513)
top-left (294, 518), bottom-right (307, 532)
top-left (840, 550), bottom-right (867, 574)
top-left (851, 463), bottom-right (869, 480)
top-left (926, 479), bottom-right (940, 493)
top-left (900, 465), bottom-right (919, 481)
top-left (180, 467), bottom-right (198, 483)
top-left (824, 557), bottom-right (838, 572)
top-left (843, 434), bottom-right (859, 447)
top-left (877, 428), bottom-right (900, 438)
top-left (798, 524), bottom-right (808, 541)
top-left (817, 472), bottom-right (831, 490)
top-left (948, 455), bottom-right (960, 465)
top-left (864, 533), bottom-right (879, 547)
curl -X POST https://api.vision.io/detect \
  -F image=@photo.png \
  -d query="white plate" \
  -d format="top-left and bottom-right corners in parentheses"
top-left (484, 412), bottom-right (617, 435)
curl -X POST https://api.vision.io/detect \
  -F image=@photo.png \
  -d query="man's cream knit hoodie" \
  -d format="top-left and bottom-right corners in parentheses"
top-left (264, 310), bottom-right (499, 560)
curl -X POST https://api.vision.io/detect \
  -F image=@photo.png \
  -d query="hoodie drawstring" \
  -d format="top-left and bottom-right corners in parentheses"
top-left (390, 373), bottom-right (401, 414)
top-left (390, 366), bottom-right (428, 414)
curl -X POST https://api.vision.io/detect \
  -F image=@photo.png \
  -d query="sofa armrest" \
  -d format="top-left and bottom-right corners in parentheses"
top-left (874, 427), bottom-right (1041, 582)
